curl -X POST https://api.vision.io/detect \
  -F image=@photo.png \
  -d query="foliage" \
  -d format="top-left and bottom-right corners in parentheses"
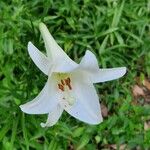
top-left (0, 0), bottom-right (150, 149)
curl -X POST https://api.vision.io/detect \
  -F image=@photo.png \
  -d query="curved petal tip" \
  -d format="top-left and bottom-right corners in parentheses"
top-left (89, 114), bottom-right (103, 125)
top-left (40, 122), bottom-right (48, 128)
top-left (19, 104), bottom-right (35, 114)
top-left (39, 22), bottom-right (46, 30)
top-left (19, 104), bottom-right (28, 114)
top-left (119, 67), bottom-right (127, 77)
top-left (28, 41), bottom-right (32, 47)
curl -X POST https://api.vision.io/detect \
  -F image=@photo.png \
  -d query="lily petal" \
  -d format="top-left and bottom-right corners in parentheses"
top-left (20, 77), bottom-right (59, 114)
top-left (39, 23), bottom-right (78, 72)
top-left (80, 50), bottom-right (126, 83)
top-left (40, 104), bottom-right (63, 127)
top-left (62, 78), bottom-right (102, 124)
top-left (28, 42), bottom-right (52, 75)
top-left (92, 67), bottom-right (126, 83)
top-left (79, 50), bottom-right (99, 72)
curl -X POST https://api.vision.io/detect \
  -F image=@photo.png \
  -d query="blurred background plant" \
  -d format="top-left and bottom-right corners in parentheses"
top-left (0, 0), bottom-right (150, 149)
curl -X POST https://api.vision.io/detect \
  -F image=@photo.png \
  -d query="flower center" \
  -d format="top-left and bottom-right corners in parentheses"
top-left (56, 74), bottom-right (75, 107)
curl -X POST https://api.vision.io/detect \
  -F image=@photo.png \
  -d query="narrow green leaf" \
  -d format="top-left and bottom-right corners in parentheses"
top-left (112, 0), bottom-right (125, 27)
top-left (99, 35), bottom-right (109, 54)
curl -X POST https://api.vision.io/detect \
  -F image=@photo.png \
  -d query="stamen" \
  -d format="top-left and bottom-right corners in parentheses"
top-left (67, 84), bottom-right (72, 90)
top-left (67, 77), bottom-right (71, 83)
top-left (61, 79), bottom-right (65, 85)
top-left (65, 77), bottom-right (72, 90)
top-left (58, 84), bottom-right (64, 91)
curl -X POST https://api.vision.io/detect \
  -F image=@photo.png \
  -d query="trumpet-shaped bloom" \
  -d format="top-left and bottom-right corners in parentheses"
top-left (20, 23), bottom-right (126, 127)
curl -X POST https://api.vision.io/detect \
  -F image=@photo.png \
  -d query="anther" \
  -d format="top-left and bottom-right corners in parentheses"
top-left (65, 77), bottom-right (72, 90)
top-left (67, 77), bottom-right (71, 83)
top-left (58, 84), bottom-right (64, 91)
top-left (61, 79), bottom-right (65, 85)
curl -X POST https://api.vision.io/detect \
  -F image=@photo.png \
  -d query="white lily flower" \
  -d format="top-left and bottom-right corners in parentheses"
top-left (20, 23), bottom-right (126, 127)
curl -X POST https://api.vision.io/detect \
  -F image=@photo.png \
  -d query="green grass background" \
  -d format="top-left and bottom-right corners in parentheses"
top-left (0, 0), bottom-right (150, 149)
